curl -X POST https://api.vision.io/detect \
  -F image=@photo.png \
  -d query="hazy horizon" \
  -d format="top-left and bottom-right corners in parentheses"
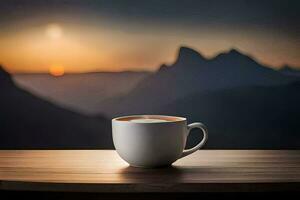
top-left (3, 46), bottom-right (300, 75)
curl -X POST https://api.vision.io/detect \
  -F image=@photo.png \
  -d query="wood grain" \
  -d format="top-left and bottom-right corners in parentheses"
top-left (0, 150), bottom-right (299, 192)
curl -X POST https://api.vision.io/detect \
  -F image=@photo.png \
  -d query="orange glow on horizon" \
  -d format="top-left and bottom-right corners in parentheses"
top-left (49, 65), bottom-right (65, 77)
top-left (0, 22), bottom-right (299, 73)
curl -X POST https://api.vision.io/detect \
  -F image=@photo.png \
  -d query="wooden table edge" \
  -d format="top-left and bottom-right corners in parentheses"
top-left (1, 181), bottom-right (300, 193)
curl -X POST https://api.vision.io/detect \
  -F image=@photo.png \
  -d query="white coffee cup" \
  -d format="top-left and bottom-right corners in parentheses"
top-left (112, 115), bottom-right (208, 168)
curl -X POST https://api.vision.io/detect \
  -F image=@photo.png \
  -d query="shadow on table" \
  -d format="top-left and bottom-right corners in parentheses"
top-left (117, 165), bottom-right (214, 183)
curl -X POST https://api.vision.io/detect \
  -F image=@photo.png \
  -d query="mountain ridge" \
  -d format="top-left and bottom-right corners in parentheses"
top-left (279, 65), bottom-right (300, 77)
top-left (99, 46), bottom-right (299, 117)
top-left (173, 46), bottom-right (207, 66)
top-left (0, 65), bottom-right (13, 85)
top-left (160, 81), bottom-right (300, 149)
top-left (1, 44), bottom-right (300, 149)
top-left (1, 65), bottom-right (113, 149)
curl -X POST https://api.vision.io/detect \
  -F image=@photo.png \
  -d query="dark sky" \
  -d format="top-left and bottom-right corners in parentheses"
top-left (1, 0), bottom-right (299, 30)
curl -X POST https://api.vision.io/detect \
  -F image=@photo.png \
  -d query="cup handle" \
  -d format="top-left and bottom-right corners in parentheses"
top-left (180, 122), bottom-right (208, 158)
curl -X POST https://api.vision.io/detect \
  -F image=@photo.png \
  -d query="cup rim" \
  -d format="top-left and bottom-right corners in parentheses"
top-left (112, 115), bottom-right (186, 124)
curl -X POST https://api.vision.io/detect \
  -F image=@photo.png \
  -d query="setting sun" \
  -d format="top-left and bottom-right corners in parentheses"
top-left (49, 65), bottom-right (65, 77)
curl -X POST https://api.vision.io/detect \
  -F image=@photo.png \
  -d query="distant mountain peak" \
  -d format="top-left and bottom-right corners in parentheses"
top-left (0, 65), bottom-right (6, 72)
top-left (281, 64), bottom-right (291, 69)
top-left (0, 65), bottom-right (10, 77)
top-left (227, 48), bottom-right (242, 55)
top-left (279, 65), bottom-right (300, 76)
top-left (214, 48), bottom-right (256, 64)
top-left (0, 65), bottom-right (11, 80)
top-left (158, 64), bottom-right (169, 71)
top-left (174, 46), bottom-right (207, 66)
top-left (280, 65), bottom-right (299, 71)
top-left (220, 48), bottom-right (246, 58)
top-left (178, 46), bottom-right (203, 56)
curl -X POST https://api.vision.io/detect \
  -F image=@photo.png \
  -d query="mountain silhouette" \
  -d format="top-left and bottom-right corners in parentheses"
top-left (2, 46), bottom-right (300, 149)
top-left (0, 66), bottom-right (113, 149)
top-left (279, 65), bottom-right (300, 77)
top-left (95, 45), bottom-right (300, 148)
top-left (13, 71), bottom-right (149, 115)
top-left (174, 46), bottom-right (207, 66)
top-left (159, 82), bottom-right (300, 149)
top-left (100, 46), bottom-right (299, 116)
top-left (0, 65), bottom-right (13, 86)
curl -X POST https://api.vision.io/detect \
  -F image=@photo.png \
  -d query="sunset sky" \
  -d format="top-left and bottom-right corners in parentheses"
top-left (0, 0), bottom-right (299, 74)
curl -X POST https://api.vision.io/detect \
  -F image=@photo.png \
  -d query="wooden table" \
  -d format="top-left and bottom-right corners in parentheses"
top-left (0, 150), bottom-right (299, 193)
